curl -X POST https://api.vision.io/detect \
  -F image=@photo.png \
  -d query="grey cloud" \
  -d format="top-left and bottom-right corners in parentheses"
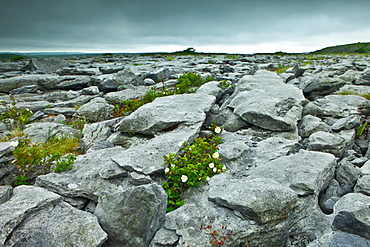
top-left (1, 0), bottom-right (369, 53)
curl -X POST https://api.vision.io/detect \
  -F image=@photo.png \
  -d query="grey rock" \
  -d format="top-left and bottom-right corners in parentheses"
top-left (208, 174), bottom-right (298, 224)
top-left (39, 113), bottom-right (66, 124)
top-left (310, 95), bottom-right (369, 118)
top-left (56, 67), bottom-right (97, 76)
top-left (55, 75), bottom-right (90, 90)
top-left (339, 69), bottom-right (362, 83)
top-left (104, 86), bottom-right (150, 105)
top-left (146, 67), bottom-right (178, 81)
top-left (0, 75), bottom-right (62, 93)
top-left (331, 115), bottom-right (362, 132)
top-left (308, 231), bottom-right (370, 247)
top-left (81, 119), bottom-right (116, 152)
top-left (128, 172), bottom-right (152, 185)
top-left (306, 130), bottom-right (355, 157)
top-left (298, 115), bottom-right (331, 138)
top-left (43, 107), bottom-right (77, 116)
top-left (9, 84), bottom-right (39, 95)
top-left (24, 122), bottom-right (79, 143)
top-left (113, 67), bottom-right (145, 86)
top-left (301, 77), bottom-right (347, 100)
top-left (118, 94), bottom-right (215, 135)
top-left (99, 65), bottom-right (125, 74)
top-left (0, 185), bottom-right (12, 204)
top-left (112, 123), bottom-right (202, 175)
top-left (195, 81), bottom-right (223, 99)
top-left (35, 147), bottom-right (128, 202)
top-left (75, 97), bottom-right (114, 122)
top-left (94, 183), bottom-right (167, 247)
top-left (249, 149), bottom-right (337, 196)
top-left (228, 71), bottom-right (305, 131)
top-left (336, 158), bottom-right (361, 191)
top-left (355, 68), bottom-right (370, 85)
top-left (0, 163), bottom-right (18, 186)
top-left (1, 186), bottom-right (107, 247)
top-left (23, 58), bottom-right (71, 74)
top-left (361, 160), bottom-right (370, 175)
top-left (354, 175), bottom-right (370, 196)
top-left (286, 63), bottom-right (306, 77)
top-left (151, 228), bottom-right (179, 246)
top-left (332, 193), bottom-right (370, 239)
top-left (82, 85), bottom-right (100, 95)
top-left (337, 84), bottom-right (370, 95)
top-left (0, 186), bottom-right (61, 245)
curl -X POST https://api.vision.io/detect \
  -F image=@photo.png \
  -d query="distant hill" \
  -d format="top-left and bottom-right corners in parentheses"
top-left (311, 42), bottom-right (370, 54)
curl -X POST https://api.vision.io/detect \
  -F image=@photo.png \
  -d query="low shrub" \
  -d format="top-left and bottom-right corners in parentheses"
top-left (12, 135), bottom-right (80, 185)
top-left (162, 124), bottom-right (225, 212)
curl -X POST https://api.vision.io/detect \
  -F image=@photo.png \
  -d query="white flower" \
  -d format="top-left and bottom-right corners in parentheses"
top-left (171, 164), bottom-right (175, 169)
top-left (178, 141), bottom-right (185, 147)
top-left (222, 165), bottom-right (227, 170)
top-left (9, 140), bottom-right (19, 147)
top-left (214, 127), bottom-right (222, 134)
top-left (206, 176), bottom-right (211, 181)
top-left (212, 152), bottom-right (219, 159)
top-left (164, 168), bottom-right (170, 173)
top-left (213, 168), bottom-right (217, 173)
top-left (181, 175), bottom-right (188, 183)
top-left (209, 163), bottom-right (215, 168)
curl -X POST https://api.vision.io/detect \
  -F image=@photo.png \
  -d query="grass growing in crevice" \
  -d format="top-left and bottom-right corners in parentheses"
top-left (337, 90), bottom-right (370, 100)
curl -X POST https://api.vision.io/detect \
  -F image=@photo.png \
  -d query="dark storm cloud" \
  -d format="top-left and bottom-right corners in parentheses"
top-left (1, 0), bottom-right (369, 53)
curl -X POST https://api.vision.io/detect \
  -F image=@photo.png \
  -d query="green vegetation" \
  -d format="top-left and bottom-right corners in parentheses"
top-left (311, 42), bottom-right (370, 54)
top-left (0, 95), bottom-right (33, 132)
top-left (338, 90), bottom-right (370, 100)
top-left (0, 95), bottom-right (80, 186)
top-left (162, 124), bottom-right (225, 212)
top-left (200, 221), bottom-right (236, 247)
top-left (113, 72), bottom-right (214, 117)
top-left (356, 122), bottom-right (368, 137)
top-left (10, 55), bottom-right (25, 61)
top-left (12, 135), bottom-right (79, 184)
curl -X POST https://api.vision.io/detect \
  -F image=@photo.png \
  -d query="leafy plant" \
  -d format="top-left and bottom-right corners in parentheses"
top-left (219, 80), bottom-right (234, 90)
top-left (12, 135), bottom-right (80, 185)
top-left (0, 95), bottom-right (33, 131)
top-left (356, 121), bottom-right (368, 137)
top-left (162, 124), bottom-right (225, 212)
top-left (200, 221), bottom-right (236, 247)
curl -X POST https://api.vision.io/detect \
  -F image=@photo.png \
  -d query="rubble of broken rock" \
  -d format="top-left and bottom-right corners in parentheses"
top-left (1, 54), bottom-right (370, 246)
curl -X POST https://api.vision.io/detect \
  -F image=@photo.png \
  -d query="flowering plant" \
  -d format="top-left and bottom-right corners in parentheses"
top-left (162, 124), bottom-right (225, 212)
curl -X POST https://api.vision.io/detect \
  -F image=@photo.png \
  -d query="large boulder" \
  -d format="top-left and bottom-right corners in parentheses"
top-left (0, 75), bottom-right (62, 93)
top-left (23, 58), bottom-right (71, 74)
top-left (118, 93), bottom-right (215, 135)
top-left (75, 97), bottom-right (114, 122)
top-left (208, 174), bottom-right (298, 224)
top-left (227, 70), bottom-right (305, 131)
top-left (248, 149), bottom-right (337, 196)
top-left (95, 183), bottom-right (167, 247)
top-left (332, 193), bottom-right (370, 240)
top-left (0, 186), bottom-right (107, 247)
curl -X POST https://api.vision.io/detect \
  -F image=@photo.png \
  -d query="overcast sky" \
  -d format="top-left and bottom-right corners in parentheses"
top-left (1, 0), bottom-right (369, 54)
